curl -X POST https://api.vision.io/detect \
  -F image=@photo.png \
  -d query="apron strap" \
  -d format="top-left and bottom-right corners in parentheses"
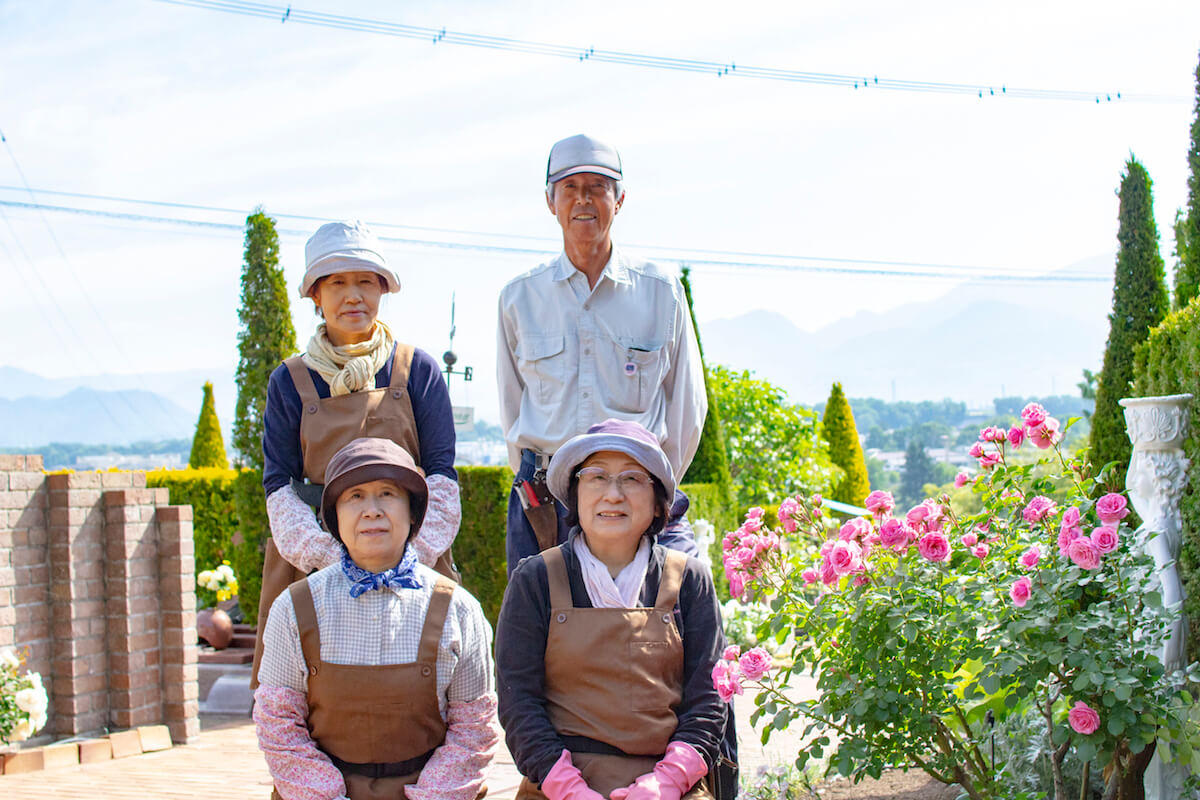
top-left (288, 579), bottom-right (322, 676)
top-left (653, 550), bottom-right (687, 612)
top-left (284, 356), bottom-right (320, 407)
top-left (389, 342), bottom-right (415, 389)
top-left (542, 546), bottom-right (573, 610)
top-left (417, 578), bottom-right (455, 665)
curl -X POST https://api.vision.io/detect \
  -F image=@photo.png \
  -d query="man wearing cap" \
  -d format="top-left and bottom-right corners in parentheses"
top-left (253, 219), bottom-right (461, 687)
top-left (497, 135), bottom-right (708, 575)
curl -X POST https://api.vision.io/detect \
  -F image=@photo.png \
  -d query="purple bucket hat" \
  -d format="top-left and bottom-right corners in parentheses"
top-left (546, 419), bottom-right (674, 504)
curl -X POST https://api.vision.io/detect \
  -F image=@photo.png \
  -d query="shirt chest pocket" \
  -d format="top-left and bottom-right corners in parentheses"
top-left (601, 334), bottom-right (668, 414)
top-left (516, 334), bottom-right (567, 406)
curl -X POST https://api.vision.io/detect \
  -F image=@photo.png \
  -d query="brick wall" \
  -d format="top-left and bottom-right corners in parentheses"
top-left (1, 460), bottom-right (198, 744)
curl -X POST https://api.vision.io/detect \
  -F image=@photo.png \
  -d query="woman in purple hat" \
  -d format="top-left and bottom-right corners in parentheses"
top-left (496, 420), bottom-right (733, 800)
top-left (255, 437), bottom-right (497, 800)
top-left (253, 219), bottom-right (462, 688)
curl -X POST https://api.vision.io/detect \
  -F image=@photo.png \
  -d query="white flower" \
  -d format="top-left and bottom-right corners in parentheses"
top-left (0, 647), bottom-right (19, 670)
top-left (9, 717), bottom-right (33, 742)
top-left (30, 711), bottom-right (47, 734)
top-left (15, 685), bottom-right (47, 716)
top-left (217, 564), bottom-right (235, 581)
top-left (197, 570), bottom-right (214, 586)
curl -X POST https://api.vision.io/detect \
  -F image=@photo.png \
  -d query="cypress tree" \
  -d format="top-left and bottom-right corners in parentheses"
top-left (231, 208), bottom-right (296, 624)
top-left (232, 208), bottom-right (296, 467)
top-left (1090, 158), bottom-right (1169, 488)
top-left (1174, 50), bottom-right (1200, 308)
top-left (821, 382), bottom-right (870, 506)
top-left (189, 381), bottom-right (228, 469)
top-left (899, 438), bottom-right (934, 508)
top-left (679, 266), bottom-right (732, 492)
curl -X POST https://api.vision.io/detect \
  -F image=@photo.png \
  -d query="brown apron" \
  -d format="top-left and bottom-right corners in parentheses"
top-left (516, 547), bottom-right (714, 800)
top-left (269, 577), bottom-right (453, 800)
top-left (252, 344), bottom-right (458, 688)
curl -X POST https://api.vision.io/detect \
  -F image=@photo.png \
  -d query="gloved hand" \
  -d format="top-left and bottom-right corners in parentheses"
top-left (609, 741), bottom-right (707, 800)
top-left (540, 750), bottom-right (605, 800)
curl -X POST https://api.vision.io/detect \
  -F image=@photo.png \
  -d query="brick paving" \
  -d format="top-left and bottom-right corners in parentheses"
top-left (2, 681), bottom-right (815, 798)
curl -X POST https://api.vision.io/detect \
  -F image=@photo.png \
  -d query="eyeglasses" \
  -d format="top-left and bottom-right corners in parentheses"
top-left (575, 467), bottom-right (654, 493)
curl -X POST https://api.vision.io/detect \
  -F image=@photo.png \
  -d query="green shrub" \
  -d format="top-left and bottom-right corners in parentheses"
top-left (232, 468), bottom-right (269, 624)
top-left (821, 382), bottom-right (870, 506)
top-left (189, 382), bottom-right (229, 469)
top-left (147, 467), bottom-right (239, 608)
top-left (454, 466), bottom-right (511, 628)
top-left (1133, 295), bottom-right (1200, 661)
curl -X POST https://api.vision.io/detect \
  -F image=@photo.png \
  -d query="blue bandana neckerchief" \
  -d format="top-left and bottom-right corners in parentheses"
top-left (341, 546), bottom-right (423, 598)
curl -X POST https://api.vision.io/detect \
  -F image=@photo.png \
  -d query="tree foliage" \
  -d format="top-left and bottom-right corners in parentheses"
top-left (679, 267), bottom-right (732, 492)
top-left (821, 382), bottom-right (870, 505)
top-left (899, 438), bottom-right (935, 507)
top-left (189, 381), bottom-right (228, 469)
top-left (1090, 158), bottom-right (1169, 491)
top-left (232, 209), bottom-right (296, 469)
top-left (710, 364), bottom-right (838, 506)
top-left (1174, 50), bottom-right (1200, 309)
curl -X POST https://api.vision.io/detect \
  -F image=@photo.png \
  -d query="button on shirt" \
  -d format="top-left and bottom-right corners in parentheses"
top-left (496, 248), bottom-right (707, 476)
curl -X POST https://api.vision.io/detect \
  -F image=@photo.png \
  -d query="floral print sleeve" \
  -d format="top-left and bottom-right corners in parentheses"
top-left (410, 474), bottom-right (462, 567)
top-left (404, 694), bottom-right (501, 800)
top-left (253, 686), bottom-right (349, 800)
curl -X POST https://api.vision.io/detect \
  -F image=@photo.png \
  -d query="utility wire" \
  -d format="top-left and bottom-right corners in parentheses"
top-left (156, 0), bottom-right (1184, 104)
top-left (0, 196), bottom-right (1111, 284)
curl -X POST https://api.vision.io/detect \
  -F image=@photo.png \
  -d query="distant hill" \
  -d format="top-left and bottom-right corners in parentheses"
top-left (0, 387), bottom-right (194, 447)
top-left (702, 261), bottom-right (1112, 406)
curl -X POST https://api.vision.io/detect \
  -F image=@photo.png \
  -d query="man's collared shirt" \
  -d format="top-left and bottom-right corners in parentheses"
top-left (496, 247), bottom-right (707, 477)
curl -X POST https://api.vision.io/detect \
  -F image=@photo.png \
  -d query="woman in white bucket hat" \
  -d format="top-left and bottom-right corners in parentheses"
top-left (251, 219), bottom-right (463, 689)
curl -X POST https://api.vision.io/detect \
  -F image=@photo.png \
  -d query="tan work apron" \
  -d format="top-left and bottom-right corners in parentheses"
top-left (252, 344), bottom-right (458, 688)
top-left (515, 546), bottom-right (714, 800)
top-left (269, 577), bottom-right (452, 800)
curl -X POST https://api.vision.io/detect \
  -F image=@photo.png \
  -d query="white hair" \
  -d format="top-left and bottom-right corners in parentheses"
top-left (546, 175), bottom-right (624, 203)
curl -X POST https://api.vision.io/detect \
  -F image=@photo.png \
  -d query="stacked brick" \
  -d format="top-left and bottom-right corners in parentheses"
top-left (1, 460), bottom-right (199, 745)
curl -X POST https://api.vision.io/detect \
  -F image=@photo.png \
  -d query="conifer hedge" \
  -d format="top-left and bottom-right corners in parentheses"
top-left (821, 382), bottom-right (870, 506)
top-left (1133, 296), bottom-right (1200, 660)
top-left (189, 382), bottom-right (228, 469)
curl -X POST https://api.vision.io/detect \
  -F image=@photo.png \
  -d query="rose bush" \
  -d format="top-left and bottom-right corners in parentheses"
top-left (1, 646), bottom-right (48, 745)
top-left (716, 405), bottom-right (1200, 800)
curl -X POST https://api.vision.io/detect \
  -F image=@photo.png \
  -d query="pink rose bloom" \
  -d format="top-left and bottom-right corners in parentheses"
top-left (968, 442), bottom-right (984, 459)
top-left (802, 569), bottom-right (818, 584)
top-left (978, 450), bottom-right (1002, 469)
top-left (1007, 426), bottom-right (1026, 448)
top-left (738, 647), bottom-right (773, 680)
top-left (820, 559), bottom-right (839, 586)
top-left (1010, 577), bottom-right (1032, 607)
top-left (746, 507), bottom-right (764, 520)
top-left (917, 532), bottom-right (951, 562)
top-left (1068, 537), bottom-right (1102, 570)
top-left (722, 645), bottom-right (741, 661)
top-left (741, 517), bottom-right (763, 534)
top-left (1060, 506), bottom-right (1081, 531)
top-left (960, 532), bottom-right (978, 547)
top-left (839, 518), bottom-right (872, 542)
top-left (954, 471), bottom-right (971, 488)
top-left (1092, 526), bottom-right (1120, 554)
top-left (1021, 402), bottom-right (1048, 427)
top-left (1028, 418), bottom-right (1062, 449)
top-left (819, 539), bottom-right (835, 557)
top-left (829, 541), bottom-right (864, 576)
top-left (878, 518), bottom-right (912, 550)
top-left (1022, 496), bottom-right (1058, 524)
top-left (712, 660), bottom-right (744, 703)
top-left (728, 571), bottom-right (747, 599)
top-left (852, 574), bottom-right (871, 587)
top-left (1058, 526), bottom-right (1081, 556)
top-left (972, 545), bottom-right (990, 559)
top-left (777, 498), bottom-right (800, 533)
top-left (979, 426), bottom-right (1007, 443)
top-left (1068, 701), bottom-right (1101, 735)
top-left (1019, 546), bottom-right (1042, 570)
top-left (1095, 493), bottom-right (1130, 525)
top-left (906, 503), bottom-right (931, 527)
top-left (811, 494), bottom-right (823, 506)
top-left (865, 490), bottom-right (895, 517)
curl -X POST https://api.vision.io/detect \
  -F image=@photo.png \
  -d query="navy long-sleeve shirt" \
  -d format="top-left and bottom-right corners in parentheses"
top-left (262, 344), bottom-right (457, 495)
top-left (495, 534), bottom-right (726, 784)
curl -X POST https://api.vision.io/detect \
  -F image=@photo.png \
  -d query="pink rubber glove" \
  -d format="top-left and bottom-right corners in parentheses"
top-left (609, 741), bottom-right (707, 800)
top-left (540, 749), bottom-right (605, 800)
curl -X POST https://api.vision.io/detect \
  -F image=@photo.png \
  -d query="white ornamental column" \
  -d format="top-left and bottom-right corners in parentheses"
top-left (1120, 394), bottom-right (1193, 800)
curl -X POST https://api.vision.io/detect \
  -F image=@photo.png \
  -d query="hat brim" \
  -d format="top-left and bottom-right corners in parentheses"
top-left (546, 432), bottom-right (675, 506)
top-left (321, 462), bottom-right (428, 540)
top-left (547, 165), bottom-right (623, 184)
top-left (299, 255), bottom-right (402, 298)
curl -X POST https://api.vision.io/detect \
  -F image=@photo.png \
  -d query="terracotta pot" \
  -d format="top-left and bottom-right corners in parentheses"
top-left (197, 607), bottom-right (234, 650)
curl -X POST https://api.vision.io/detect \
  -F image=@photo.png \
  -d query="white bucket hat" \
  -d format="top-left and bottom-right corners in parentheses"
top-left (300, 220), bottom-right (401, 298)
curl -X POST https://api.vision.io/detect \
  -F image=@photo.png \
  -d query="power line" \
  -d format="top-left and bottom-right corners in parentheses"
top-left (156, 0), bottom-right (1184, 104)
top-left (0, 196), bottom-right (1111, 284)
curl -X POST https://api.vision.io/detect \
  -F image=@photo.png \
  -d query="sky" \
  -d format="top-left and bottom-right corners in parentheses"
top-left (1, 0), bottom-right (1198, 429)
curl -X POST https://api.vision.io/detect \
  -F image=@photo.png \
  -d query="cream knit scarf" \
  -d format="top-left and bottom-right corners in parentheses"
top-left (302, 321), bottom-right (395, 397)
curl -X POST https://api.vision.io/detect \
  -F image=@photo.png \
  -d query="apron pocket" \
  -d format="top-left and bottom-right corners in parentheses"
top-left (627, 641), bottom-right (683, 711)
